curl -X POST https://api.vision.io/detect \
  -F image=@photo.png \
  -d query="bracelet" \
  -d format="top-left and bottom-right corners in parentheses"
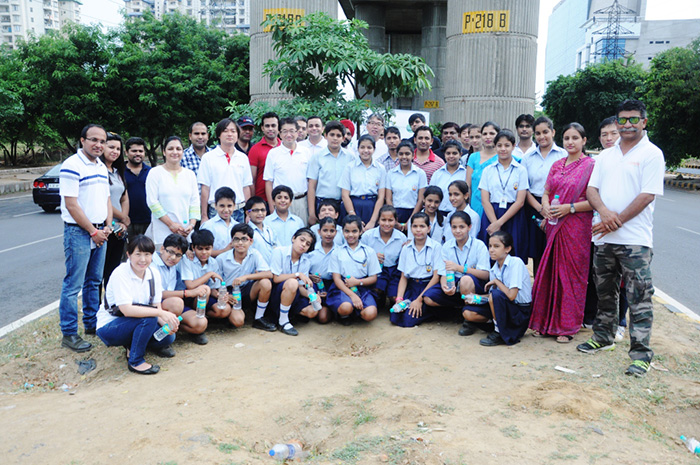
top-left (90, 229), bottom-right (99, 237)
top-left (396, 297), bottom-right (403, 302)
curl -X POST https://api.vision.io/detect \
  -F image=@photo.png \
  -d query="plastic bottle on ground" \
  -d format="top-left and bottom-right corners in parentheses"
top-left (153, 316), bottom-right (183, 341)
top-left (548, 195), bottom-right (560, 225)
top-left (269, 442), bottom-right (304, 461)
top-left (680, 436), bottom-right (700, 455)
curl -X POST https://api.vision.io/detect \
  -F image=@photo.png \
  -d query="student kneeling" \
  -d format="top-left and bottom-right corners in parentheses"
top-left (96, 235), bottom-right (182, 375)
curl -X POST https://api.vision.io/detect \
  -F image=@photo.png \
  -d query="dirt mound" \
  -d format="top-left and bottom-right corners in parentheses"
top-left (514, 378), bottom-right (614, 420)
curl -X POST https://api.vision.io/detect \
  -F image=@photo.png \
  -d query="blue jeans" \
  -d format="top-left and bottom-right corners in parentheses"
top-left (59, 224), bottom-right (107, 335)
top-left (97, 316), bottom-right (175, 366)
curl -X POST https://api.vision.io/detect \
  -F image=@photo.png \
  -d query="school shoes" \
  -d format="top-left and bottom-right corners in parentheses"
top-left (153, 345), bottom-right (176, 358)
top-left (479, 332), bottom-right (505, 347)
top-left (280, 323), bottom-right (298, 336)
top-left (128, 363), bottom-right (160, 375)
top-left (338, 316), bottom-right (353, 326)
top-left (191, 332), bottom-right (209, 345)
top-left (61, 335), bottom-right (92, 352)
top-left (458, 321), bottom-right (476, 336)
top-left (253, 317), bottom-right (277, 332)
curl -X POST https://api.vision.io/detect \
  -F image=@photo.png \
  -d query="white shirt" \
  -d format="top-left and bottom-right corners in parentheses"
top-left (145, 166), bottom-right (200, 245)
top-left (201, 214), bottom-right (237, 251)
top-left (263, 143), bottom-right (311, 194)
top-left (490, 255), bottom-right (532, 304)
top-left (478, 160), bottom-right (529, 204)
top-left (588, 134), bottom-right (664, 248)
top-left (512, 142), bottom-right (537, 161)
top-left (197, 146), bottom-right (252, 206)
top-left (443, 205), bottom-right (481, 242)
top-left (522, 143), bottom-right (567, 197)
top-left (59, 150), bottom-right (110, 224)
top-left (96, 262), bottom-right (163, 329)
top-left (299, 137), bottom-right (328, 158)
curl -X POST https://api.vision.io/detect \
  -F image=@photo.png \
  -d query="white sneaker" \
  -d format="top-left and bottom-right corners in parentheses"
top-left (614, 325), bottom-right (626, 342)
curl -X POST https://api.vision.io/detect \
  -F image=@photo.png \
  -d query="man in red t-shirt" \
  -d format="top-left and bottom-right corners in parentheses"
top-left (248, 112), bottom-right (281, 200)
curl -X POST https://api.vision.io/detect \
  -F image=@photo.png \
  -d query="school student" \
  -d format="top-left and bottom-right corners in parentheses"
top-left (339, 135), bottom-right (386, 230)
top-left (308, 217), bottom-right (339, 324)
top-left (391, 213), bottom-right (443, 327)
top-left (200, 187), bottom-right (238, 257)
top-left (477, 130), bottom-right (529, 261)
top-left (429, 140), bottom-right (469, 215)
top-left (97, 235), bottom-right (180, 375)
top-left (360, 205), bottom-right (407, 306)
top-left (245, 196), bottom-right (277, 264)
top-left (310, 199), bottom-right (345, 246)
top-left (181, 229), bottom-right (229, 325)
top-left (422, 211), bottom-right (491, 335)
top-left (263, 185), bottom-right (305, 247)
top-left (443, 180), bottom-right (480, 242)
top-left (216, 223), bottom-right (275, 331)
top-left (407, 186), bottom-right (446, 244)
top-left (270, 228), bottom-right (318, 336)
top-left (152, 234), bottom-right (208, 347)
top-left (327, 215), bottom-right (382, 325)
top-left (385, 140), bottom-right (427, 226)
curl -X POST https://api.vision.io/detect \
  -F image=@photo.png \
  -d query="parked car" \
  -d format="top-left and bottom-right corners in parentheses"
top-left (32, 164), bottom-right (62, 212)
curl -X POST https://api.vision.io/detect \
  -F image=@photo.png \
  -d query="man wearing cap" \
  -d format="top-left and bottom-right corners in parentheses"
top-left (236, 116), bottom-right (255, 155)
top-left (181, 121), bottom-right (211, 176)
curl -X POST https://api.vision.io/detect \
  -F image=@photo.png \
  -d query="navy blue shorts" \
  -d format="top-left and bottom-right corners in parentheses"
top-left (326, 284), bottom-right (377, 317)
top-left (227, 280), bottom-right (256, 311)
top-left (269, 281), bottom-right (311, 319)
top-left (422, 275), bottom-right (486, 308)
top-left (184, 295), bottom-right (218, 312)
top-left (375, 265), bottom-right (401, 297)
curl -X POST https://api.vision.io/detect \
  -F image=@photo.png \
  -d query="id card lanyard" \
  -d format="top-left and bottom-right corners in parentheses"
top-left (496, 165), bottom-right (514, 209)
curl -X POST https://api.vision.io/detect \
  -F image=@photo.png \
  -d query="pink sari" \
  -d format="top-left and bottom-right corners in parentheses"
top-left (529, 156), bottom-right (595, 336)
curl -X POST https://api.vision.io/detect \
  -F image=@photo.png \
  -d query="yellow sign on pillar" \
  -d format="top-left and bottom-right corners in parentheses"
top-left (263, 8), bottom-right (306, 31)
top-left (424, 100), bottom-right (440, 109)
top-left (462, 10), bottom-right (510, 34)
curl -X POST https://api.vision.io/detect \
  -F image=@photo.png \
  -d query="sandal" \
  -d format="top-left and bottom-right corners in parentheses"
top-left (556, 335), bottom-right (574, 343)
top-left (532, 331), bottom-right (546, 338)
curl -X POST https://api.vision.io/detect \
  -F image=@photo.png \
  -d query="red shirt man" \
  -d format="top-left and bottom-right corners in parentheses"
top-left (413, 126), bottom-right (445, 183)
top-left (248, 112), bottom-right (281, 199)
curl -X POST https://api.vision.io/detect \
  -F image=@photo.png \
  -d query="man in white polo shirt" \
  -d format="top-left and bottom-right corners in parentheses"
top-left (59, 124), bottom-right (113, 352)
top-left (578, 100), bottom-right (665, 378)
top-left (198, 118), bottom-right (253, 224)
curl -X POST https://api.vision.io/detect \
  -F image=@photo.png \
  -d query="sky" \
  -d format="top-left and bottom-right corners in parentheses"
top-left (81, 0), bottom-right (700, 101)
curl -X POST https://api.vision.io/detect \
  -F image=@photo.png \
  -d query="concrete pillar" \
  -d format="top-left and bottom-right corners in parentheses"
top-left (444, 0), bottom-right (539, 128)
top-left (355, 3), bottom-right (386, 53)
top-left (418, 3), bottom-right (447, 123)
top-left (250, 0), bottom-right (337, 104)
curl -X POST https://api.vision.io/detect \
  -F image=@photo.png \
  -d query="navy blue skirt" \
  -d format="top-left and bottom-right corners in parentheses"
top-left (526, 196), bottom-right (546, 263)
top-left (490, 288), bottom-right (531, 345)
top-left (396, 207), bottom-right (413, 224)
top-left (349, 195), bottom-right (377, 225)
top-left (478, 202), bottom-right (529, 262)
top-left (375, 265), bottom-right (401, 296)
top-left (390, 277), bottom-right (436, 327)
top-left (326, 283), bottom-right (377, 316)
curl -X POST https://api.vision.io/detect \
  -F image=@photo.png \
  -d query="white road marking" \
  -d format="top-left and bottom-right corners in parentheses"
top-left (654, 287), bottom-right (700, 321)
top-left (12, 210), bottom-right (42, 218)
top-left (677, 226), bottom-right (700, 237)
top-left (657, 197), bottom-right (675, 202)
top-left (0, 194), bottom-right (32, 202)
top-left (0, 298), bottom-right (62, 339)
top-left (0, 234), bottom-right (62, 254)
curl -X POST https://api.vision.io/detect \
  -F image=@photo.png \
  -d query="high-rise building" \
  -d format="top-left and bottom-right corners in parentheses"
top-left (123, 0), bottom-right (250, 35)
top-left (1, 0), bottom-right (81, 50)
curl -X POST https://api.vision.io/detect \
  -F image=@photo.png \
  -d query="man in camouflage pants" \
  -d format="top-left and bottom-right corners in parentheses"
top-left (578, 99), bottom-right (665, 377)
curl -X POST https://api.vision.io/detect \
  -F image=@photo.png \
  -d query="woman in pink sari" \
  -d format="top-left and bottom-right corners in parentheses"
top-left (530, 123), bottom-right (595, 343)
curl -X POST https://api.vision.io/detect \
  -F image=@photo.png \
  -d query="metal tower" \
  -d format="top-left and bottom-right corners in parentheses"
top-left (593, 0), bottom-right (636, 61)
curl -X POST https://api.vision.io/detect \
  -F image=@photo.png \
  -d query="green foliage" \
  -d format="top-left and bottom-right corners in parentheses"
top-left (541, 60), bottom-right (647, 148)
top-left (644, 38), bottom-right (700, 168)
top-left (262, 12), bottom-right (433, 102)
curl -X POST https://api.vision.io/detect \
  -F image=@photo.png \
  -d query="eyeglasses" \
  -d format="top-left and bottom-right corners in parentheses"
top-left (231, 237), bottom-right (251, 243)
top-left (248, 208), bottom-right (266, 214)
top-left (85, 137), bottom-right (106, 145)
top-left (367, 121), bottom-right (383, 127)
top-left (280, 129), bottom-right (298, 135)
top-left (163, 248), bottom-right (183, 258)
top-left (617, 116), bottom-right (641, 125)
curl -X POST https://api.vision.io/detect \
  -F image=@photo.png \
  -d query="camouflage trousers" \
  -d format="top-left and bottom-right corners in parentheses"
top-left (593, 244), bottom-right (654, 362)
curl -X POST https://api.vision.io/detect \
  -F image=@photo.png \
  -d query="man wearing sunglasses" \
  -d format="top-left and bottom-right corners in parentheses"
top-left (579, 100), bottom-right (665, 378)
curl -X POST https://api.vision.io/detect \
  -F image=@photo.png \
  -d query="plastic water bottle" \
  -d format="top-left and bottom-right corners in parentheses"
top-left (217, 281), bottom-right (228, 310)
top-left (269, 443), bottom-right (303, 461)
top-left (315, 274), bottom-right (325, 292)
top-left (592, 211), bottom-right (601, 226)
top-left (680, 436), bottom-right (700, 455)
top-left (307, 285), bottom-right (322, 311)
top-left (390, 300), bottom-right (410, 313)
top-left (195, 294), bottom-right (207, 318)
top-left (531, 215), bottom-right (545, 229)
top-left (232, 284), bottom-right (242, 311)
top-left (153, 316), bottom-right (183, 341)
top-left (346, 276), bottom-right (359, 294)
top-left (445, 271), bottom-right (455, 291)
top-left (462, 294), bottom-right (488, 305)
top-left (548, 195), bottom-right (560, 225)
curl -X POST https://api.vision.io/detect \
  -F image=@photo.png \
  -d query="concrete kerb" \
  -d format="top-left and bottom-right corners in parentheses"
top-left (0, 166), bottom-right (53, 195)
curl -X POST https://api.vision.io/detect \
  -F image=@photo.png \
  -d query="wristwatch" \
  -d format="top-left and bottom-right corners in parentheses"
top-left (570, 203), bottom-right (576, 214)
top-left (295, 272), bottom-right (299, 278)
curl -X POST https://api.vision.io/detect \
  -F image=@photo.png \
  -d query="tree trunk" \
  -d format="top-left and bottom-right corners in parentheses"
top-left (63, 134), bottom-right (76, 154)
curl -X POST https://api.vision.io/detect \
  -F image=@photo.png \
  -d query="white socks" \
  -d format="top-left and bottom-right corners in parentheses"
top-left (279, 304), bottom-right (291, 327)
top-left (255, 301), bottom-right (268, 320)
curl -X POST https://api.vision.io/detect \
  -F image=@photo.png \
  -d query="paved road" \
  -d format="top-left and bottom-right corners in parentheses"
top-left (0, 186), bottom-right (698, 330)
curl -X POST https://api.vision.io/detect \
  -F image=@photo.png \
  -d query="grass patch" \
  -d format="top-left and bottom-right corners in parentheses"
top-left (430, 403), bottom-right (454, 415)
top-left (330, 436), bottom-right (405, 464)
top-left (354, 405), bottom-right (377, 426)
top-left (499, 425), bottom-right (522, 439)
top-left (217, 442), bottom-right (240, 454)
top-left (321, 397), bottom-right (334, 410)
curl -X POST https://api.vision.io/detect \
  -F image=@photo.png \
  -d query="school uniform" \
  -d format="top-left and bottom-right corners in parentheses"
top-left (360, 227), bottom-right (407, 297)
top-left (472, 255), bottom-right (532, 345)
top-left (151, 252), bottom-right (189, 312)
top-left (269, 245), bottom-right (313, 318)
top-left (308, 244), bottom-right (336, 296)
top-left (385, 164), bottom-right (427, 223)
top-left (326, 243), bottom-right (382, 317)
top-left (443, 205), bottom-right (481, 242)
top-left (180, 255), bottom-right (222, 308)
top-left (248, 221), bottom-right (277, 264)
top-left (338, 158), bottom-right (386, 224)
top-left (310, 223), bottom-right (345, 247)
top-left (423, 237), bottom-right (491, 309)
top-left (216, 247), bottom-right (270, 310)
top-left (306, 147), bottom-right (355, 215)
top-left (263, 210), bottom-right (305, 247)
top-left (391, 237), bottom-right (443, 327)
top-left (477, 160), bottom-right (530, 261)
top-left (407, 213), bottom-right (447, 244)
top-left (428, 164), bottom-right (468, 213)
top-left (201, 214), bottom-right (238, 252)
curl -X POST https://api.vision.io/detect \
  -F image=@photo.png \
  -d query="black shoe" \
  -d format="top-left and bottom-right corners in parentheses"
top-left (191, 332), bottom-right (209, 345)
top-left (479, 332), bottom-right (505, 347)
top-left (338, 316), bottom-right (352, 326)
top-left (84, 327), bottom-right (96, 335)
top-left (458, 321), bottom-right (476, 336)
top-left (280, 323), bottom-right (299, 336)
top-left (153, 345), bottom-right (176, 358)
top-left (128, 363), bottom-right (160, 375)
top-left (61, 335), bottom-right (92, 352)
top-left (252, 317), bottom-right (276, 332)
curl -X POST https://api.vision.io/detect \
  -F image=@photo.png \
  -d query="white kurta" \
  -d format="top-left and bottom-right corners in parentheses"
top-left (145, 166), bottom-right (200, 244)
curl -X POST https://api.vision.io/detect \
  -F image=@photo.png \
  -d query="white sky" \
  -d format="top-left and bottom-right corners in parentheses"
top-left (81, 0), bottom-right (700, 101)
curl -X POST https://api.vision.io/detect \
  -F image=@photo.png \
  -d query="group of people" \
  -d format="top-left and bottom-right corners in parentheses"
top-left (57, 99), bottom-right (664, 378)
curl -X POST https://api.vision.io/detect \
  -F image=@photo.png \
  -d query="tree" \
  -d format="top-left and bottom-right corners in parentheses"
top-left (644, 38), bottom-right (700, 168)
top-left (541, 60), bottom-right (647, 148)
top-left (106, 11), bottom-right (250, 165)
top-left (262, 12), bottom-right (434, 102)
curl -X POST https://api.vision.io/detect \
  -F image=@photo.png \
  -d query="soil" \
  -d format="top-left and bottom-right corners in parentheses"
top-left (1, 303), bottom-right (699, 465)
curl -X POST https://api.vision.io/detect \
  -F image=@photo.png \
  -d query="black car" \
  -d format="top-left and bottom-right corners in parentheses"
top-left (32, 164), bottom-right (62, 212)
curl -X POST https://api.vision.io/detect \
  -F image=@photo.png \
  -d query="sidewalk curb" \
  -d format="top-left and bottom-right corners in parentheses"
top-left (0, 180), bottom-right (33, 195)
top-left (664, 178), bottom-right (700, 191)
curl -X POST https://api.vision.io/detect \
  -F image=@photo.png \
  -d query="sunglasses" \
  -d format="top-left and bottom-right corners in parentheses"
top-left (616, 116), bottom-right (641, 125)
